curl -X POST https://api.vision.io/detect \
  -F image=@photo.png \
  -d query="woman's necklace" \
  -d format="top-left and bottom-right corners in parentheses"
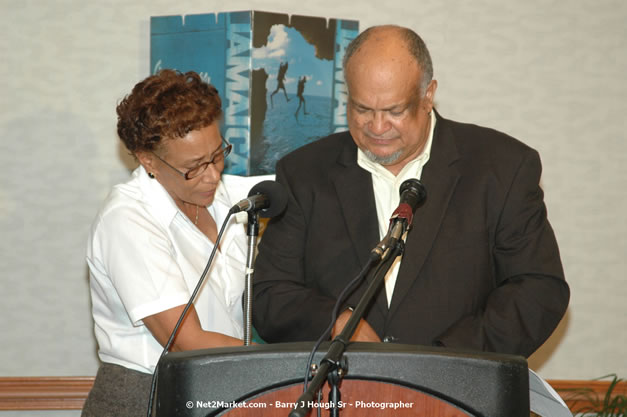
top-left (194, 205), bottom-right (199, 225)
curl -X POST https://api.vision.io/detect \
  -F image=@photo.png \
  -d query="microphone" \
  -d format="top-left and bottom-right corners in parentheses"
top-left (393, 178), bottom-right (427, 227)
top-left (230, 180), bottom-right (288, 218)
top-left (147, 180), bottom-right (288, 415)
top-left (236, 180), bottom-right (288, 345)
top-left (371, 178), bottom-right (426, 260)
top-left (291, 179), bottom-right (426, 417)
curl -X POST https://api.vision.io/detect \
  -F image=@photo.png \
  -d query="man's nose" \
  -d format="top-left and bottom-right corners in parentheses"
top-left (368, 111), bottom-right (391, 136)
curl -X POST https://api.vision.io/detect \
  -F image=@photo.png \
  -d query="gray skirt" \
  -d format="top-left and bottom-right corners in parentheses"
top-left (82, 362), bottom-right (154, 417)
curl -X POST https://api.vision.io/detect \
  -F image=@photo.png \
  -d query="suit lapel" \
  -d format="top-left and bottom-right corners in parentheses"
top-left (332, 136), bottom-right (379, 268)
top-left (387, 116), bottom-right (461, 320)
top-left (331, 135), bottom-right (390, 315)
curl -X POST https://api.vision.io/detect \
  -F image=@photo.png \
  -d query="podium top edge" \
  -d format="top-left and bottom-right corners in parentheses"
top-left (163, 341), bottom-right (527, 365)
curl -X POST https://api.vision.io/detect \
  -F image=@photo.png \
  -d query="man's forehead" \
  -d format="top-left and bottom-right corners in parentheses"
top-left (345, 52), bottom-right (421, 89)
top-left (346, 74), bottom-right (422, 110)
top-left (348, 92), bottom-right (420, 111)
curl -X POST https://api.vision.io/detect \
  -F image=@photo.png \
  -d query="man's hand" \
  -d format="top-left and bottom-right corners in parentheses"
top-left (331, 310), bottom-right (381, 342)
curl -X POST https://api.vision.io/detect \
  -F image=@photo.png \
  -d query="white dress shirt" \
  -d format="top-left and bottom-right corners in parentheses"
top-left (357, 111), bottom-right (436, 306)
top-left (86, 166), bottom-right (247, 374)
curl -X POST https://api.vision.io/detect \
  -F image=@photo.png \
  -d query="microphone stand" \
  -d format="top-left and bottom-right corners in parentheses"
top-left (242, 211), bottom-right (259, 346)
top-left (289, 239), bottom-right (405, 417)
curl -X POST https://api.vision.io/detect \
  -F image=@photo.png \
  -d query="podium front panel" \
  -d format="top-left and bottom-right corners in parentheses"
top-left (155, 342), bottom-right (529, 417)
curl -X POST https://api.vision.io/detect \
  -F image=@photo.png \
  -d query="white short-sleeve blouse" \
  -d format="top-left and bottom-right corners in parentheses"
top-left (86, 166), bottom-right (247, 374)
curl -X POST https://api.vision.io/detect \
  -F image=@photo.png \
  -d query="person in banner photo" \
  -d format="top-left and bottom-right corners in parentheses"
top-left (295, 75), bottom-right (309, 119)
top-left (83, 70), bottom-right (248, 416)
top-left (252, 25), bottom-right (569, 358)
top-left (270, 61), bottom-right (290, 107)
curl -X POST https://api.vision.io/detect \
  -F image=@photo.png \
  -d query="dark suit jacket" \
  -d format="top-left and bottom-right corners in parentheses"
top-left (252, 113), bottom-right (569, 357)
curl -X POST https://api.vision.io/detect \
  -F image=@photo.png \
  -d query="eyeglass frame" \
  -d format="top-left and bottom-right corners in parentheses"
top-left (150, 136), bottom-right (232, 180)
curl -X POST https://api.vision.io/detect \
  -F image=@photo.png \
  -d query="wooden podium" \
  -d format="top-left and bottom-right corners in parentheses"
top-left (155, 342), bottom-right (529, 417)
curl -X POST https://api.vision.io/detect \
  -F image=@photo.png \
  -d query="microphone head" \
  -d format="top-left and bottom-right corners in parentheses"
top-left (248, 180), bottom-right (288, 218)
top-left (399, 178), bottom-right (427, 212)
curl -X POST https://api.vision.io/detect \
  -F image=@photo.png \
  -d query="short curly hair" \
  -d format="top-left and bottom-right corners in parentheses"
top-left (116, 69), bottom-right (222, 153)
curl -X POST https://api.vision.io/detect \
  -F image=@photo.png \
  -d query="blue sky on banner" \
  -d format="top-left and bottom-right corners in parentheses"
top-left (253, 24), bottom-right (333, 98)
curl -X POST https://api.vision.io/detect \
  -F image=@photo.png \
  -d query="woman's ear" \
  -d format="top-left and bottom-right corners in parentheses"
top-left (136, 150), bottom-right (157, 177)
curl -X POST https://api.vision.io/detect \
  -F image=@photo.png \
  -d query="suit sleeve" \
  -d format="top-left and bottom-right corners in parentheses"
top-left (252, 160), bottom-right (339, 342)
top-left (434, 149), bottom-right (569, 357)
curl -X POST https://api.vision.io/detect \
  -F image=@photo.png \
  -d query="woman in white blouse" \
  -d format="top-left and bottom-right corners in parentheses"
top-left (83, 70), bottom-right (247, 416)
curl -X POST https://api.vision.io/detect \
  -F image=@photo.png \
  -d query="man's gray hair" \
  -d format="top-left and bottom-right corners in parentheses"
top-left (343, 25), bottom-right (434, 95)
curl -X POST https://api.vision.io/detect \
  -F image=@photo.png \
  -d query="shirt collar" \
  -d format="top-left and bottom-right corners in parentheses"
top-left (135, 165), bottom-right (231, 228)
top-left (357, 111), bottom-right (436, 181)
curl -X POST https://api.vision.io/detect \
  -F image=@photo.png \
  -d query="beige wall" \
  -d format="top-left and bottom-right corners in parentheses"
top-left (1, 0), bottom-right (625, 384)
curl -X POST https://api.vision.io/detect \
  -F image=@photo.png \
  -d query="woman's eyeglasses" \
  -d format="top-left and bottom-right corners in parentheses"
top-left (151, 138), bottom-right (232, 180)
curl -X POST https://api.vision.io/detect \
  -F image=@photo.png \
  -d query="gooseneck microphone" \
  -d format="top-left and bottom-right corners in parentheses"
top-left (371, 178), bottom-right (427, 260)
top-left (230, 180), bottom-right (288, 218)
top-left (147, 180), bottom-right (288, 416)
top-left (235, 180), bottom-right (288, 345)
top-left (291, 179), bottom-right (427, 417)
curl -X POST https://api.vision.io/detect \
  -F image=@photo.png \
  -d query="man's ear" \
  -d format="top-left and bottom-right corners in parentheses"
top-left (423, 79), bottom-right (438, 113)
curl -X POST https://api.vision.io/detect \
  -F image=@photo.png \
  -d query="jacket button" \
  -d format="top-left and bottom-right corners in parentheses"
top-left (383, 336), bottom-right (397, 343)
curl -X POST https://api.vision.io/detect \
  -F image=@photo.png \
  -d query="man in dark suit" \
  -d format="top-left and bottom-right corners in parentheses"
top-left (252, 25), bottom-right (569, 357)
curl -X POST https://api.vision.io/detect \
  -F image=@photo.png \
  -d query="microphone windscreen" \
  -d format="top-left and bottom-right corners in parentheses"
top-left (248, 180), bottom-right (288, 218)
top-left (399, 178), bottom-right (427, 212)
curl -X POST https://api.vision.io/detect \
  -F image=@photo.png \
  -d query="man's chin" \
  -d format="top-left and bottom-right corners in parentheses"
top-left (363, 148), bottom-right (403, 165)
